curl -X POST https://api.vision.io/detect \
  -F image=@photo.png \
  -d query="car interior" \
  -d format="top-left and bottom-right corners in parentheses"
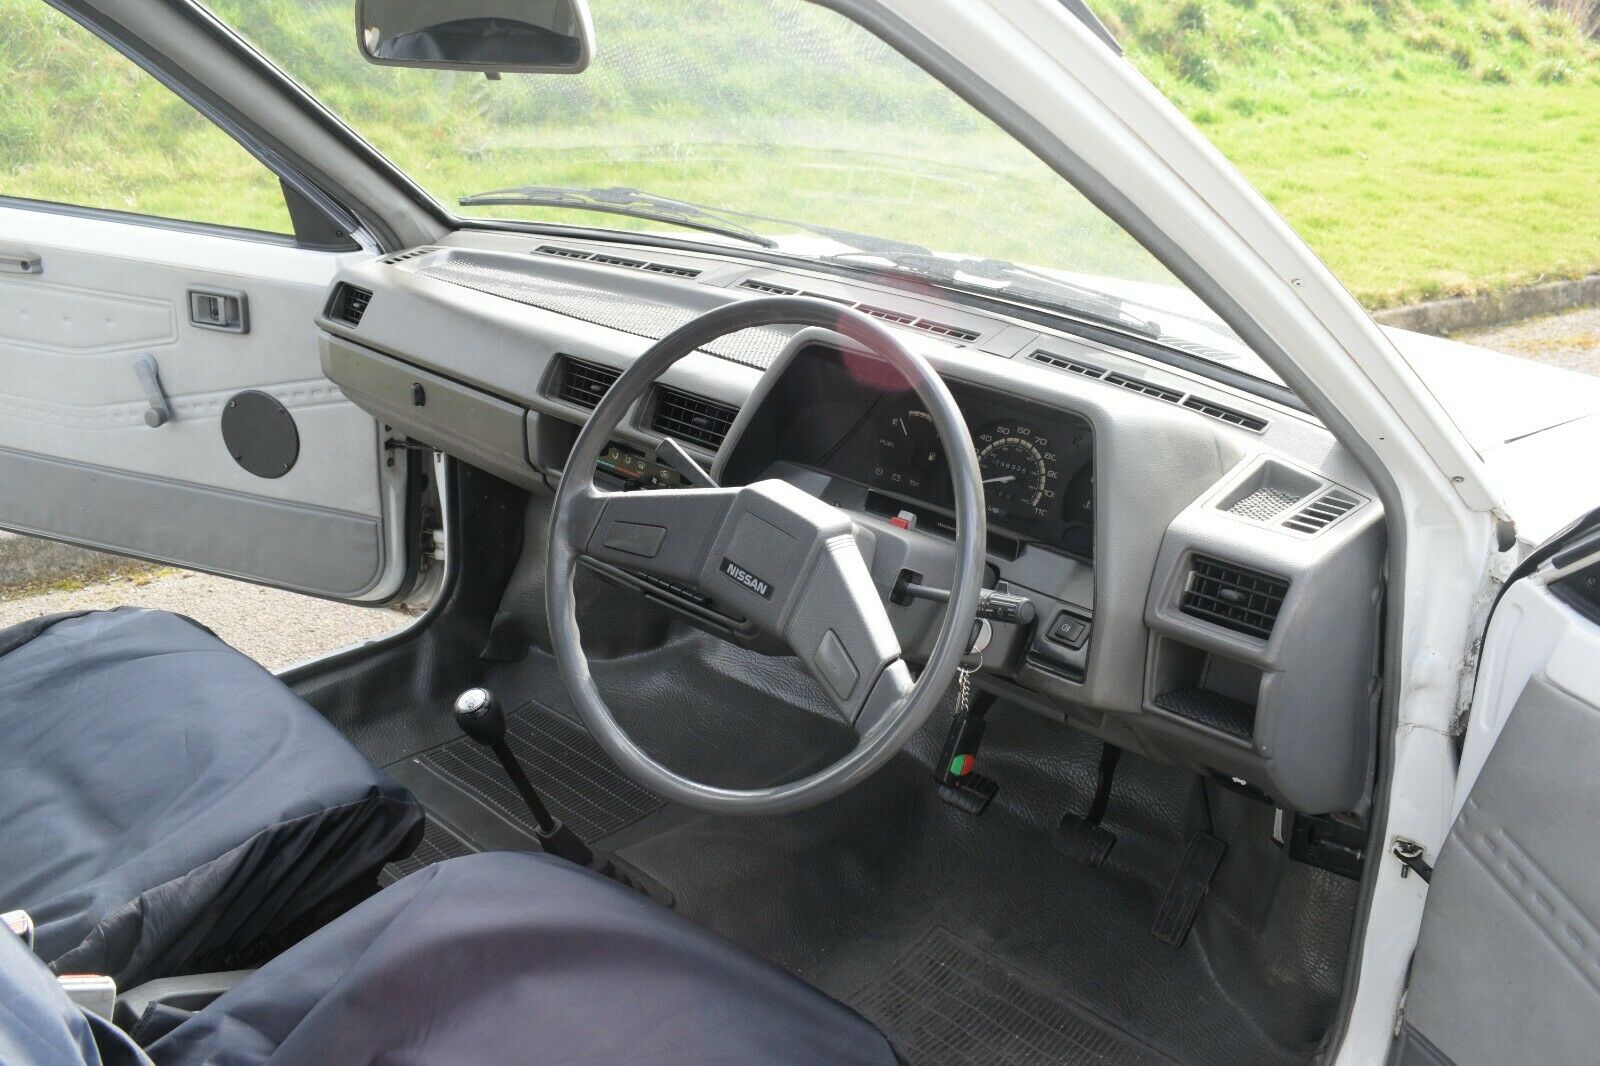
top-left (0, 2), bottom-right (1401, 1064)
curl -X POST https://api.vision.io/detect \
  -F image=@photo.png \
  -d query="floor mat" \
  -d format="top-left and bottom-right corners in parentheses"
top-left (380, 817), bottom-right (474, 886)
top-left (416, 704), bottom-right (664, 841)
top-left (856, 928), bottom-right (1177, 1066)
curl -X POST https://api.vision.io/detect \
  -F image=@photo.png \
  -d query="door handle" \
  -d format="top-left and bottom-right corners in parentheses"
top-left (133, 354), bottom-right (175, 428)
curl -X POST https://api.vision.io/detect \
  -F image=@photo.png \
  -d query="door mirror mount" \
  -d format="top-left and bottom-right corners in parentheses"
top-left (356, 0), bottom-right (594, 74)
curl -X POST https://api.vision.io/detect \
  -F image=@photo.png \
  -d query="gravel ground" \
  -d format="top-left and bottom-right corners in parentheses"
top-left (1457, 306), bottom-right (1600, 376)
top-left (0, 305), bottom-right (1593, 670)
top-left (0, 569), bottom-right (410, 670)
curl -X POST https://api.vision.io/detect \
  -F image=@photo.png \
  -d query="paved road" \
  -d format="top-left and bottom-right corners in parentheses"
top-left (1458, 306), bottom-right (1600, 377)
top-left (0, 306), bottom-right (1593, 669)
top-left (0, 569), bottom-right (410, 670)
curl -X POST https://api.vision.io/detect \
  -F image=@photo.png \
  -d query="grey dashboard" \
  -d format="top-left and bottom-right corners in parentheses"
top-left (316, 234), bottom-right (1386, 815)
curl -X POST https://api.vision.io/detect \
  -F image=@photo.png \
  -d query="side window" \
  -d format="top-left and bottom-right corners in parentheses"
top-left (0, 1), bottom-right (294, 235)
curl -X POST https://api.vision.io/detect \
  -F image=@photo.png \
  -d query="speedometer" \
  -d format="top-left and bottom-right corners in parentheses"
top-left (976, 420), bottom-right (1059, 520)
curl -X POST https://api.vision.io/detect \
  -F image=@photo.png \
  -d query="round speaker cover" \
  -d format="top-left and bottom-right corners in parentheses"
top-left (221, 390), bottom-right (299, 479)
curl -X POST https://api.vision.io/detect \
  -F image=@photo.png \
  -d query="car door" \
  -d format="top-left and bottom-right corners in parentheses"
top-left (1392, 509), bottom-right (1600, 1065)
top-left (0, 3), bottom-right (408, 602)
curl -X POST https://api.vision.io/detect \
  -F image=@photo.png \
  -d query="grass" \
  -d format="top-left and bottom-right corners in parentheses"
top-left (0, 0), bottom-right (1596, 309)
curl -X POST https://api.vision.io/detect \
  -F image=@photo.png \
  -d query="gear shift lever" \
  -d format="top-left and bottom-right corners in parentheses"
top-left (453, 688), bottom-right (607, 872)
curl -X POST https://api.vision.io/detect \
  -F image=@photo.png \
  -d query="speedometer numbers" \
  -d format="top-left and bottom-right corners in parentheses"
top-left (976, 420), bottom-right (1059, 521)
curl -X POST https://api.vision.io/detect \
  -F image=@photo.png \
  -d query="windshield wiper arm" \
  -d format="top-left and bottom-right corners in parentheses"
top-left (459, 185), bottom-right (779, 248)
top-left (820, 250), bottom-right (1161, 339)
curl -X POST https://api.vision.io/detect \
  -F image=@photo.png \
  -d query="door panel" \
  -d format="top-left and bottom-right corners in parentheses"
top-left (0, 205), bottom-right (406, 600)
top-left (1398, 559), bottom-right (1600, 1064)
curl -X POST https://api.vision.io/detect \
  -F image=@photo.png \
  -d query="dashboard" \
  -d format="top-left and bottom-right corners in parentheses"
top-left (314, 235), bottom-right (1388, 817)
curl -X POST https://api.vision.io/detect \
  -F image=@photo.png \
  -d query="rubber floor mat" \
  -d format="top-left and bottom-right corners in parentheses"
top-left (418, 705), bottom-right (664, 841)
top-left (855, 927), bottom-right (1178, 1066)
top-left (380, 817), bottom-right (475, 886)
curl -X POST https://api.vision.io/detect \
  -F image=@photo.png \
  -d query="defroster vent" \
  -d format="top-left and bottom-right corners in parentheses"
top-left (652, 387), bottom-right (737, 451)
top-left (1283, 489), bottom-right (1359, 534)
top-left (326, 283), bottom-right (372, 327)
top-left (553, 357), bottom-right (621, 409)
top-left (1181, 556), bottom-right (1288, 640)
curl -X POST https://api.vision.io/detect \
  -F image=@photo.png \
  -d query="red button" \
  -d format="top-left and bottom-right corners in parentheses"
top-left (889, 516), bottom-right (911, 529)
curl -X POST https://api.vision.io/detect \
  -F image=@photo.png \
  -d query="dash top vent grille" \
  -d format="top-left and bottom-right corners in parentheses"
top-left (533, 245), bottom-right (701, 278)
top-left (326, 283), bottom-right (372, 327)
top-left (1105, 372), bottom-right (1183, 404)
top-left (1030, 350), bottom-right (1106, 378)
top-left (736, 282), bottom-right (982, 342)
top-left (652, 388), bottom-right (738, 451)
top-left (1181, 556), bottom-right (1289, 640)
top-left (553, 357), bottom-right (621, 409)
top-left (381, 246), bottom-right (439, 265)
top-left (1182, 397), bottom-right (1267, 433)
top-left (1283, 489), bottom-right (1359, 534)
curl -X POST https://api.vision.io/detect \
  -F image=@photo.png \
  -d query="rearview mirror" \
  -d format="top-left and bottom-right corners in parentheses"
top-left (357, 0), bottom-right (594, 74)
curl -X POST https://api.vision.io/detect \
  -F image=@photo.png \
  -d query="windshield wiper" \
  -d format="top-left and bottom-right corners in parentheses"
top-left (458, 185), bottom-right (778, 248)
top-left (820, 249), bottom-right (1162, 339)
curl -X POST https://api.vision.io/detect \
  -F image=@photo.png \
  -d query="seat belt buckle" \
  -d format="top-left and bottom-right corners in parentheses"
top-left (2, 909), bottom-right (34, 949)
top-left (58, 974), bottom-right (118, 1019)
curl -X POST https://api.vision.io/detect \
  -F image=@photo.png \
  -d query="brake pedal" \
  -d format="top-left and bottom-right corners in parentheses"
top-left (1056, 743), bottom-right (1121, 866)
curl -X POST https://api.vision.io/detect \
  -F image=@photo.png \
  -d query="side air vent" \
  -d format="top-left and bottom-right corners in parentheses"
top-left (1181, 556), bottom-right (1289, 640)
top-left (1030, 350), bottom-right (1107, 378)
top-left (533, 245), bottom-right (702, 278)
top-left (911, 318), bottom-right (981, 344)
top-left (553, 357), bottom-right (621, 409)
top-left (652, 387), bottom-right (738, 452)
top-left (1283, 489), bottom-right (1360, 534)
top-left (1183, 396), bottom-right (1268, 433)
top-left (856, 304), bottom-right (917, 326)
top-left (326, 283), bottom-right (372, 326)
top-left (739, 279), bottom-right (801, 296)
top-left (1105, 372), bottom-right (1183, 404)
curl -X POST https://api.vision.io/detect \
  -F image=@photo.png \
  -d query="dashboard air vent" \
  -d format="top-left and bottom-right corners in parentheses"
top-left (534, 245), bottom-right (702, 278)
top-left (381, 246), bottom-right (438, 264)
top-left (856, 304), bottom-right (917, 326)
top-left (1181, 556), bottom-right (1289, 640)
top-left (1029, 350), bottom-right (1107, 378)
top-left (1105, 372), bottom-right (1183, 404)
top-left (553, 357), bottom-right (621, 409)
top-left (911, 318), bottom-right (981, 344)
top-left (326, 283), bottom-right (372, 327)
top-left (739, 279), bottom-right (801, 296)
top-left (1283, 489), bottom-right (1360, 534)
top-left (652, 388), bottom-right (738, 452)
top-left (1183, 396), bottom-right (1268, 432)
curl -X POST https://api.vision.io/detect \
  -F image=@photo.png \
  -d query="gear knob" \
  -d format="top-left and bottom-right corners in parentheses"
top-left (454, 687), bottom-right (505, 746)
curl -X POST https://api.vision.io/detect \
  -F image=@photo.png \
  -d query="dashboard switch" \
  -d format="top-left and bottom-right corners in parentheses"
top-left (1049, 613), bottom-right (1091, 650)
top-left (890, 510), bottom-right (917, 531)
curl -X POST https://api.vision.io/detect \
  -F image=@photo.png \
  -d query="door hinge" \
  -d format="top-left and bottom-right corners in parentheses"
top-left (1391, 837), bottom-right (1433, 882)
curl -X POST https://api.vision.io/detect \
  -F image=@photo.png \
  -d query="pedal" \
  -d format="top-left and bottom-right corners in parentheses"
top-left (1151, 832), bottom-right (1226, 947)
top-left (939, 772), bottom-right (998, 815)
top-left (1054, 742), bottom-right (1121, 867)
top-left (1056, 814), bottom-right (1117, 866)
top-left (609, 856), bottom-right (675, 908)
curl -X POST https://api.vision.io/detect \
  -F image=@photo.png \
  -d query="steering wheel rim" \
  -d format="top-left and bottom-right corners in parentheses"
top-left (546, 296), bottom-right (986, 815)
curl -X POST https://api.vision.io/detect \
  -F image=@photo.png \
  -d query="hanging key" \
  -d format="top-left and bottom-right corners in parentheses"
top-left (937, 619), bottom-right (999, 815)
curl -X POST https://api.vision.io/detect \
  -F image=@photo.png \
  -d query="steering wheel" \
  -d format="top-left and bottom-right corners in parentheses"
top-left (547, 297), bottom-right (985, 815)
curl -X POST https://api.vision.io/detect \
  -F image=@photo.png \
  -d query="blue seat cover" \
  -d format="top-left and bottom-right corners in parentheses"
top-left (0, 609), bottom-right (422, 986)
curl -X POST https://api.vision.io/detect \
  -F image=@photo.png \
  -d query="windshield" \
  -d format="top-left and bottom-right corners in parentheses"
top-left (209, 0), bottom-right (1270, 381)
